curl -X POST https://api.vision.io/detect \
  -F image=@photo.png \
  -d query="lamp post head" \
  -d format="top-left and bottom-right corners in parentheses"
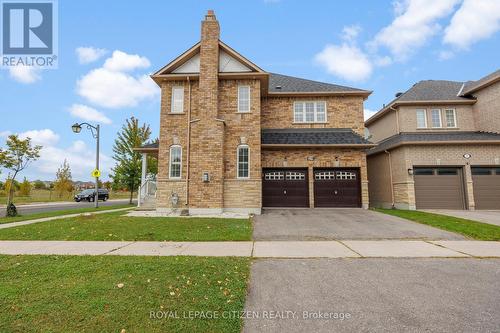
top-left (71, 123), bottom-right (82, 133)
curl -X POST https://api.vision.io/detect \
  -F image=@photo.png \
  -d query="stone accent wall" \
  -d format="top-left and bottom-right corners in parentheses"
top-left (262, 148), bottom-right (369, 208)
top-left (472, 81), bottom-right (500, 133)
top-left (261, 95), bottom-right (365, 136)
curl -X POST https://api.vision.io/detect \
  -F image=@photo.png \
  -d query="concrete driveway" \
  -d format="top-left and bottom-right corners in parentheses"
top-left (243, 258), bottom-right (500, 333)
top-left (424, 209), bottom-right (500, 227)
top-left (253, 209), bottom-right (464, 240)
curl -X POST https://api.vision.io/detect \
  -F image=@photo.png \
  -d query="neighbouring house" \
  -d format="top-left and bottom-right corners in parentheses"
top-left (134, 10), bottom-right (373, 215)
top-left (365, 69), bottom-right (500, 210)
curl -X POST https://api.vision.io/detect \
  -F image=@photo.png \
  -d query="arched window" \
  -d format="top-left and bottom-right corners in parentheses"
top-left (237, 145), bottom-right (249, 179)
top-left (169, 145), bottom-right (182, 179)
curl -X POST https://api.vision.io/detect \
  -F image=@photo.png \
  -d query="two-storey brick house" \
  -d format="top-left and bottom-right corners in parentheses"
top-left (135, 11), bottom-right (373, 215)
top-left (366, 69), bottom-right (500, 210)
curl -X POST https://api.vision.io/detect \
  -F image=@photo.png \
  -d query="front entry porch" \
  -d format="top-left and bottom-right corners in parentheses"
top-left (133, 143), bottom-right (159, 210)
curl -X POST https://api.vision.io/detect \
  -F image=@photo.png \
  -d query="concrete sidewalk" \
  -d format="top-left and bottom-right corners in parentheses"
top-left (0, 207), bottom-right (134, 230)
top-left (0, 240), bottom-right (499, 257)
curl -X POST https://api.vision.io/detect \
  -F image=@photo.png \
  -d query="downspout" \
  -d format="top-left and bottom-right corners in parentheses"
top-left (385, 150), bottom-right (395, 208)
top-left (390, 105), bottom-right (400, 133)
top-left (185, 77), bottom-right (192, 206)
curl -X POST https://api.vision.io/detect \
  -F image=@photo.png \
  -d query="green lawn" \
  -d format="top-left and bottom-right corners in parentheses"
top-left (0, 255), bottom-right (250, 333)
top-left (374, 208), bottom-right (500, 240)
top-left (0, 204), bottom-right (133, 224)
top-left (0, 211), bottom-right (252, 241)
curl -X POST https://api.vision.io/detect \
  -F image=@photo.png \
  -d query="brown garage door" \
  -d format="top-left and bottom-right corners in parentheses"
top-left (262, 169), bottom-right (309, 207)
top-left (472, 167), bottom-right (500, 210)
top-left (414, 167), bottom-right (465, 209)
top-left (314, 168), bottom-right (361, 208)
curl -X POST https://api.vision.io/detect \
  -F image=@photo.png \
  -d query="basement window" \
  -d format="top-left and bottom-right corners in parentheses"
top-left (171, 86), bottom-right (184, 113)
top-left (293, 101), bottom-right (327, 123)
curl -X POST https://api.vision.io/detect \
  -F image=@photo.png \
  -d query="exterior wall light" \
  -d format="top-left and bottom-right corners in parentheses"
top-left (408, 168), bottom-right (414, 175)
top-left (202, 172), bottom-right (210, 182)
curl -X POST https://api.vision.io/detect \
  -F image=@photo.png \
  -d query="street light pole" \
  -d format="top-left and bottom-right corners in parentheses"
top-left (95, 124), bottom-right (100, 208)
top-left (71, 122), bottom-right (100, 208)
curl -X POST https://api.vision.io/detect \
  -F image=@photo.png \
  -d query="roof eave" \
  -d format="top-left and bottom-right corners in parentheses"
top-left (266, 90), bottom-right (372, 98)
top-left (461, 76), bottom-right (500, 96)
top-left (262, 143), bottom-right (376, 148)
top-left (367, 139), bottom-right (500, 156)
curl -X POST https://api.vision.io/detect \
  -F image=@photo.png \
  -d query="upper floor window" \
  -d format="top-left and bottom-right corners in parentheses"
top-left (238, 86), bottom-right (250, 113)
top-left (294, 101), bottom-right (327, 123)
top-left (169, 145), bottom-right (182, 179)
top-left (237, 145), bottom-right (249, 178)
top-left (416, 109), bottom-right (427, 128)
top-left (430, 109), bottom-right (442, 128)
top-left (171, 86), bottom-right (184, 113)
top-left (444, 109), bottom-right (457, 128)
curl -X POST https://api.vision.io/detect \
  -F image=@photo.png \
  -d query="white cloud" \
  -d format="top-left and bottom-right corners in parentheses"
top-left (371, 0), bottom-right (460, 60)
top-left (0, 131), bottom-right (12, 138)
top-left (342, 25), bottom-right (362, 42)
top-left (315, 44), bottom-right (373, 82)
top-left (103, 50), bottom-right (150, 72)
top-left (68, 104), bottom-right (112, 124)
top-left (76, 47), bottom-right (107, 64)
top-left (438, 50), bottom-right (455, 60)
top-left (9, 65), bottom-right (41, 84)
top-left (364, 108), bottom-right (378, 120)
top-left (443, 0), bottom-right (500, 49)
top-left (76, 50), bottom-right (158, 108)
top-left (19, 129), bottom-right (60, 146)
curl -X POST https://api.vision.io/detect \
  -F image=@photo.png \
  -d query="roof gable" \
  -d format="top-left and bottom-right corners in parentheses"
top-left (154, 41), bottom-right (263, 76)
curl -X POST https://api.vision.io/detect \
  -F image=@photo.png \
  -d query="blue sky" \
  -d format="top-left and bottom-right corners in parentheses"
top-left (1, 0), bottom-right (499, 181)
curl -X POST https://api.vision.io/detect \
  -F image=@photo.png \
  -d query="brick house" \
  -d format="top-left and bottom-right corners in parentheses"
top-left (365, 69), bottom-right (500, 210)
top-left (135, 11), bottom-right (373, 215)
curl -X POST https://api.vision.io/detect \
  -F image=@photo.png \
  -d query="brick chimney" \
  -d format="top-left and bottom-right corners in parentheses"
top-left (188, 10), bottom-right (225, 211)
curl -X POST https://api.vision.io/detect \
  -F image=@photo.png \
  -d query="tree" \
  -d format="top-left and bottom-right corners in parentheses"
top-left (112, 117), bottom-right (152, 204)
top-left (18, 177), bottom-right (31, 196)
top-left (53, 159), bottom-right (73, 198)
top-left (33, 180), bottom-right (47, 190)
top-left (0, 135), bottom-right (41, 210)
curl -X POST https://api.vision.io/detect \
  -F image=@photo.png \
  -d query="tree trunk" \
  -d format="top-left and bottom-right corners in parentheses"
top-left (6, 170), bottom-right (18, 207)
top-left (129, 184), bottom-right (134, 205)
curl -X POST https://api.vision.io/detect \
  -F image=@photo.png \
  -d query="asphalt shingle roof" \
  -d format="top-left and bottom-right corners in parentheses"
top-left (368, 131), bottom-right (500, 155)
top-left (394, 80), bottom-right (471, 102)
top-left (137, 142), bottom-right (159, 149)
top-left (262, 128), bottom-right (372, 145)
top-left (268, 73), bottom-right (368, 93)
top-left (462, 69), bottom-right (500, 95)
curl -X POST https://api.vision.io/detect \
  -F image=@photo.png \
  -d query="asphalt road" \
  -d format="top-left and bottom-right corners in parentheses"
top-left (244, 258), bottom-right (500, 332)
top-left (0, 199), bottom-right (135, 216)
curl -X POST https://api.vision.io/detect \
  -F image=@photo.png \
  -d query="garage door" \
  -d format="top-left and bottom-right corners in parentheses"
top-left (314, 168), bottom-right (361, 207)
top-left (472, 167), bottom-right (500, 210)
top-left (414, 167), bottom-right (465, 209)
top-left (262, 169), bottom-right (309, 207)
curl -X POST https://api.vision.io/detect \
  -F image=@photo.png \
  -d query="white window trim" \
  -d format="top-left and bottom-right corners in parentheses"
top-left (169, 145), bottom-right (182, 179)
top-left (171, 86), bottom-right (184, 114)
top-left (416, 109), bottom-right (427, 128)
top-left (236, 145), bottom-right (250, 179)
top-left (293, 101), bottom-right (328, 123)
top-left (431, 109), bottom-right (442, 128)
top-left (444, 108), bottom-right (457, 128)
top-left (237, 85), bottom-right (251, 113)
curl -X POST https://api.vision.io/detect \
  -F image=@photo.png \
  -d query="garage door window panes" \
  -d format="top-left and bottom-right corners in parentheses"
top-left (286, 171), bottom-right (306, 180)
top-left (414, 168), bottom-right (434, 175)
top-left (336, 171), bottom-right (356, 180)
top-left (472, 167), bottom-right (492, 175)
top-left (437, 168), bottom-right (458, 175)
top-left (264, 171), bottom-right (284, 180)
top-left (315, 171), bottom-right (335, 180)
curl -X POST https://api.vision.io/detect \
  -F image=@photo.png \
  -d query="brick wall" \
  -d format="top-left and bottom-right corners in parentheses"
top-left (472, 81), bottom-right (500, 133)
top-left (261, 95), bottom-right (365, 136)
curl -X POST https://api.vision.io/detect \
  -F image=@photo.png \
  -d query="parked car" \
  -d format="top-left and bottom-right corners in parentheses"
top-left (74, 189), bottom-right (109, 202)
